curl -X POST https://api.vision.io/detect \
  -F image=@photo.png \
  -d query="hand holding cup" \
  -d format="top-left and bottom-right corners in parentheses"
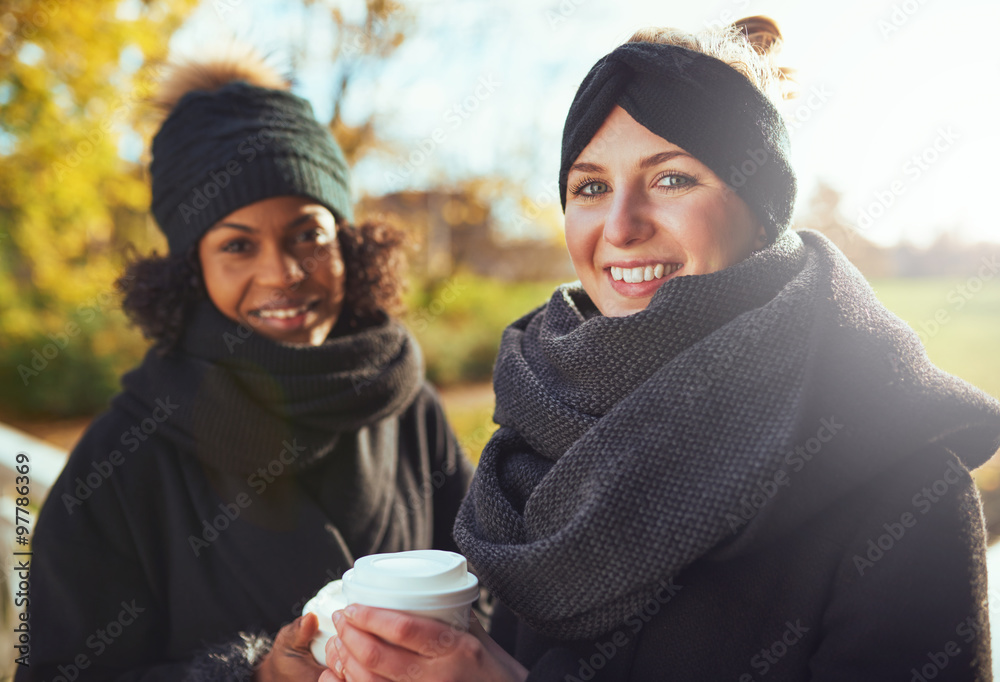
top-left (301, 549), bottom-right (480, 666)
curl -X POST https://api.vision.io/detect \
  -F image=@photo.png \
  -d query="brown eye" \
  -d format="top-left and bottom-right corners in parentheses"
top-left (294, 227), bottom-right (326, 244)
top-left (221, 238), bottom-right (252, 254)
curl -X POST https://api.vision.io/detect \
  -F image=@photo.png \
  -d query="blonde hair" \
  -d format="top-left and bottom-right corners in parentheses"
top-left (627, 16), bottom-right (795, 105)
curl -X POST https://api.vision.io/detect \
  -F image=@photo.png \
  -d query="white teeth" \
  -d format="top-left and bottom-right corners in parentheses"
top-left (610, 263), bottom-right (682, 283)
top-left (256, 305), bottom-right (308, 319)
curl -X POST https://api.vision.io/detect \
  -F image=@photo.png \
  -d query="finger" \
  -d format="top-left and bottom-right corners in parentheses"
top-left (338, 649), bottom-right (397, 682)
top-left (336, 620), bottom-right (420, 681)
top-left (271, 615), bottom-right (326, 673)
top-left (337, 604), bottom-right (456, 655)
top-left (325, 632), bottom-right (342, 673)
top-left (294, 613), bottom-right (319, 648)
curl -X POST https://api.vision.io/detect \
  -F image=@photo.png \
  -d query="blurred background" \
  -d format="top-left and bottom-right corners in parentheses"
top-left (0, 0), bottom-right (999, 664)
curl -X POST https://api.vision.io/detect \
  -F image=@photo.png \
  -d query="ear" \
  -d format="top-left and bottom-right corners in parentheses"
top-left (752, 222), bottom-right (767, 251)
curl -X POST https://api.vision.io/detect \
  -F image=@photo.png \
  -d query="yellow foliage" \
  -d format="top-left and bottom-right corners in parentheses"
top-left (0, 0), bottom-right (197, 342)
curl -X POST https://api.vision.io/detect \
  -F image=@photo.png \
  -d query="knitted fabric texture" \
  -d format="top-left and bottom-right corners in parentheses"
top-left (150, 81), bottom-right (353, 254)
top-left (114, 300), bottom-right (421, 476)
top-left (559, 41), bottom-right (796, 242)
top-left (454, 230), bottom-right (1000, 641)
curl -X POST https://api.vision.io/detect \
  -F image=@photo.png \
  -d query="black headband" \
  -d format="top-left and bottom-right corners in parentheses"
top-left (559, 42), bottom-right (796, 242)
top-left (151, 82), bottom-right (353, 255)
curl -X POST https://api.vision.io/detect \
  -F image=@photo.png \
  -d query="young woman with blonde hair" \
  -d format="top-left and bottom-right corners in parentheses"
top-left (328, 18), bottom-right (999, 682)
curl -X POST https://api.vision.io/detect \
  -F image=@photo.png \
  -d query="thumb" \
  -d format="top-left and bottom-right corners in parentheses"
top-left (289, 613), bottom-right (320, 650)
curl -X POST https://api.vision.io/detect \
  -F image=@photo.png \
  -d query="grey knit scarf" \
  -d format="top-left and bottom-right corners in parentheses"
top-left (454, 230), bottom-right (1000, 641)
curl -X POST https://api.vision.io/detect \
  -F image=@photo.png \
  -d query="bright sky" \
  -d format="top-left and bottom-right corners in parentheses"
top-left (171, 0), bottom-right (1000, 247)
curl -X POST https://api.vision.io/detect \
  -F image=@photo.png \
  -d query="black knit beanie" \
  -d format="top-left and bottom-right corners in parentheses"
top-left (559, 42), bottom-right (796, 243)
top-left (150, 81), bottom-right (353, 254)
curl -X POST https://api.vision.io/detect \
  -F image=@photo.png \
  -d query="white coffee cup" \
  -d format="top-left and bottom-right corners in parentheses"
top-left (302, 549), bottom-right (480, 666)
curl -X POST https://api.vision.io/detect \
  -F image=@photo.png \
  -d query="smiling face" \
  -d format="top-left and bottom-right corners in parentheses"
top-left (564, 106), bottom-right (766, 318)
top-left (197, 195), bottom-right (346, 346)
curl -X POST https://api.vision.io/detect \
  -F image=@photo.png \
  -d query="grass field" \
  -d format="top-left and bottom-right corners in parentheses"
top-left (868, 277), bottom-right (1000, 402)
top-left (868, 277), bottom-right (1000, 500)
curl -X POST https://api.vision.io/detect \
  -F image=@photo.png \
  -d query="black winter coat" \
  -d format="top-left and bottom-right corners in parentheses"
top-left (19, 383), bottom-right (471, 680)
top-left (491, 442), bottom-right (992, 681)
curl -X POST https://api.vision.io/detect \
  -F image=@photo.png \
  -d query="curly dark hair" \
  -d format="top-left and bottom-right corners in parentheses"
top-left (117, 220), bottom-right (408, 351)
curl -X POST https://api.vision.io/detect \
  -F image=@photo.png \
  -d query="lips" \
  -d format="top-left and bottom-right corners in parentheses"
top-left (247, 299), bottom-right (320, 329)
top-left (604, 261), bottom-right (683, 297)
top-left (610, 263), bottom-right (683, 283)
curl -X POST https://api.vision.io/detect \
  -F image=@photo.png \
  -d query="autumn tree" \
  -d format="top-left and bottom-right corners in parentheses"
top-left (0, 0), bottom-right (196, 416)
top-left (294, 0), bottom-right (412, 165)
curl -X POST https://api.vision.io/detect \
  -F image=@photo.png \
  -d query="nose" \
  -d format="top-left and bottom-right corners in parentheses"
top-left (602, 183), bottom-right (656, 248)
top-left (255, 242), bottom-right (306, 290)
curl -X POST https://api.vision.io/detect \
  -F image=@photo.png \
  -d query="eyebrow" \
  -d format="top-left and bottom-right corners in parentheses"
top-left (213, 214), bottom-right (321, 233)
top-left (639, 150), bottom-right (694, 169)
top-left (568, 150), bottom-right (694, 176)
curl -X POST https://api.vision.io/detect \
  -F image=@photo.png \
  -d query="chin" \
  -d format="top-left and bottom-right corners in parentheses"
top-left (598, 298), bottom-right (652, 318)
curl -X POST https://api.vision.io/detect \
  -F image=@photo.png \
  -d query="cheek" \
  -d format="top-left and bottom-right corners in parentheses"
top-left (564, 213), bottom-right (600, 273)
top-left (198, 249), bottom-right (243, 317)
top-left (332, 254), bottom-right (346, 300)
top-left (674, 197), bottom-right (756, 270)
top-left (310, 244), bottom-right (347, 299)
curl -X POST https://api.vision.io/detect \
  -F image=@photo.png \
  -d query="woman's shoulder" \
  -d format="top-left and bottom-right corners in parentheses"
top-left (728, 442), bottom-right (987, 592)
top-left (855, 443), bottom-right (978, 525)
top-left (804, 443), bottom-right (981, 551)
top-left (46, 401), bottom-right (185, 514)
top-left (797, 442), bottom-right (987, 601)
top-left (65, 399), bottom-right (180, 465)
top-left (33, 405), bottom-right (178, 560)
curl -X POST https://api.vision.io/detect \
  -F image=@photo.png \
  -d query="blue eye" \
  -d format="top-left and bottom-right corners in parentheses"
top-left (658, 174), bottom-right (692, 188)
top-left (570, 178), bottom-right (609, 197)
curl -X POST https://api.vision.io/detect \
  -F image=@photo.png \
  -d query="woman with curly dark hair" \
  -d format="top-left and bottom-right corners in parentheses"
top-left (21, 50), bottom-right (471, 682)
top-left (118, 214), bottom-right (408, 353)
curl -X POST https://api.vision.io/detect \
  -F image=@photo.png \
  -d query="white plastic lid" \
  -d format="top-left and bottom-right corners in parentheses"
top-left (342, 550), bottom-right (479, 610)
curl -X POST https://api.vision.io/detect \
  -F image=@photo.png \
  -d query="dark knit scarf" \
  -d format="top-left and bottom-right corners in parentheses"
top-left (113, 300), bottom-right (421, 476)
top-left (454, 230), bottom-right (1000, 641)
